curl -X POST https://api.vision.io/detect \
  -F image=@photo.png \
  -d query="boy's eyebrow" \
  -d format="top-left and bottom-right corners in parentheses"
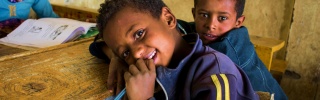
top-left (116, 47), bottom-right (121, 56)
top-left (197, 9), bottom-right (208, 12)
top-left (197, 9), bottom-right (230, 15)
top-left (218, 12), bottom-right (230, 15)
top-left (126, 24), bottom-right (137, 37)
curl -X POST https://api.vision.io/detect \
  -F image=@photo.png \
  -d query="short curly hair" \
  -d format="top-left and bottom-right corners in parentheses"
top-left (194, 0), bottom-right (245, 19)
top-left (96, 0), bottom-right (167, 37)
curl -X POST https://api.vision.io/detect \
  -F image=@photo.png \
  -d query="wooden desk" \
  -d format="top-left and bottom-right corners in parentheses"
top-left (0, 44), bottom-right (26, 57)
top-left (0, 38), bottom-right (111, 99)
top-left (51, 2), bottom-right (99, 21)
top-left (250, 35), bottom-right (285, 71)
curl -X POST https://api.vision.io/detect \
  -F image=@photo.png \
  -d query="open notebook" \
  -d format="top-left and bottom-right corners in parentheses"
top-left (0, 18), bottom-right (96, 49)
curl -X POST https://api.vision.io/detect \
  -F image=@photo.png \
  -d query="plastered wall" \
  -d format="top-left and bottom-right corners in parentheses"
top-left (163, 0), bottom-right (194, 22)
top-left (282, 0), bottom-right (320, 99)
top-left (244, 0), bottom-right (294, 60)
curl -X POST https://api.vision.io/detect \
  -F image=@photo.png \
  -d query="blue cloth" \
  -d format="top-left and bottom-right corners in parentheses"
top-left (177, 20), bottom-right (287, 100)
top-left (154, 33), bottom-right (259, 100)
top-left (206, 26), bottom-right (287, 100)
top-left (0, 0), bottom-right (59, 21)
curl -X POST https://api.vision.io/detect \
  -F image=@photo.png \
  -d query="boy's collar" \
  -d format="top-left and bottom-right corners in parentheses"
top-left (220, 26), bottom-right (247, 40)
top-left (177, 23), bottom-right (188, 35)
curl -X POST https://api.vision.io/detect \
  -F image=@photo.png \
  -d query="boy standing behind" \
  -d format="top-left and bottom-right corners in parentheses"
top-left (97, 0), bottom-right (258, 99)
top-left (189, 0), bottom-right (288, 99)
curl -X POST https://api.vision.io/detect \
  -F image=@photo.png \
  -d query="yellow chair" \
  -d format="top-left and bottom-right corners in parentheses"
top-left (250, 35), bottom-right (287, 74)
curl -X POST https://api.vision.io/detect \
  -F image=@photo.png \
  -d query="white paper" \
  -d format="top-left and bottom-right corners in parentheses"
top-left (38, 18), bottom-right (96, 33)
top-left (0, 18), bottom-right (96, 48)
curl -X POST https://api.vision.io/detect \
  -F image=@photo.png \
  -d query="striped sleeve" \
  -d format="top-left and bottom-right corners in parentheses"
top-left (210, 74), bottom-right (232, 100)
top-left (191, 74), bottom-right (239, 100)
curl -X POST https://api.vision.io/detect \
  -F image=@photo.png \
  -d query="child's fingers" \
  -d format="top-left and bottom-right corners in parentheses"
top-left (128, 64), bottom-right (139, 75)
top-left (147, 59), bottom-right (155, 72)
top-left (135, 59), bottom-right (148, 72)
top-left (107, 58), bottom-right (118, 92)
top-left (116, 69), bottom-right (125, 95)
top-left (124, 71), bottom-right (132, 83)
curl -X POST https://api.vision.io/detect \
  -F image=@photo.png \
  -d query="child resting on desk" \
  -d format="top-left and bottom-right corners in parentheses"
top-left (176, 0), bottom-right (288, 99)
top-left (94, 0), bottom-right (259, 99)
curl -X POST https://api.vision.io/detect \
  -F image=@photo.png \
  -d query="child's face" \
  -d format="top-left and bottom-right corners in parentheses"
top-left (103, 7), bottom-right (177, 67)
top-left (193, 0), bottom-right (243, 44)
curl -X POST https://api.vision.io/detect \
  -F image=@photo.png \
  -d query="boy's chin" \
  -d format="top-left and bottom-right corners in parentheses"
top-left (200, 37), bottom-right (217, 45)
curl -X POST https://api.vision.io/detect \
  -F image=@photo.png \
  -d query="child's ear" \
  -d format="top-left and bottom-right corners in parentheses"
top-left (192, 8), bottom-right (195, 19)
top-left (235, 15), bottom-right (245, 28)
top-left (161, 7), bottom-right (176, 29)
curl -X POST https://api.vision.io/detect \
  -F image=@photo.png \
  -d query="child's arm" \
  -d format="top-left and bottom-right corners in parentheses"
top-left (124, 59), bottom-right (156, 100)
top-left (89, 42), bottom-right (128, 95)
top-left (189, 53), bottom-right (258, 100)
top-left (108, 57), bottom-right (128, 95)
top-left (32, 0), bottom-right (59, 18)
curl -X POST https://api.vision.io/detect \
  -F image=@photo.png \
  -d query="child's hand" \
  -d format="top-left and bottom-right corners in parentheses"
top-left (124, 59), bottom-right (156, 100)
top-left (102, 45), bottom-right (128, 95)
top-left (107, 57), bottom-right (128, 95)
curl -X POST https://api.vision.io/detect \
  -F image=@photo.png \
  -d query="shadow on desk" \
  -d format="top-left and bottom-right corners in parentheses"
top-left (0, 44), bottom-right (27, 57)
top-left (0, 38), bottom-right (112, 99)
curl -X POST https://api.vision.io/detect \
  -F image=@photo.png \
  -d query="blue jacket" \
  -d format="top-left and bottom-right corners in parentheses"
top-left (208, 26), bottom-right (288, 100)
top-left (0, 0), bottom-right (58, 21)
top-left (177, 20), bottom-right (288, 100)
top-left (154, 33), bottom-right (259, 100)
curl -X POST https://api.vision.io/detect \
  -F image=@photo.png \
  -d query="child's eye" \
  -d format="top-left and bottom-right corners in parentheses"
top-left (122, 50), bottom-right (130, 58)
top-left (218, 16), bottom-right (227, 21)
top-left (134, 29), bottom-right (145, 40)
top-left (199, 13), bottom-right (209, 18)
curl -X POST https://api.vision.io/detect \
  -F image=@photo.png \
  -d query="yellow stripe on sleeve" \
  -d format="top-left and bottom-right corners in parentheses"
top-left (221, 74), bottom-right (230, 100)
top-left (211, 75), bottom-right (222, 100)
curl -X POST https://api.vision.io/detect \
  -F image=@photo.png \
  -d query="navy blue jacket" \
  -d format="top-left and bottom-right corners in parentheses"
top-left (154, 34), bottom-right (259, 100)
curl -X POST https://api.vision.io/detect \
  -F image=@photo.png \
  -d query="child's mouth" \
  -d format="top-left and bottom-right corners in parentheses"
top-left (201, 33), bottom-right (218, 41)
top-left (147, 50), bottom-right (156, 59)
top-left (146, 50), bottom-right (157, 63)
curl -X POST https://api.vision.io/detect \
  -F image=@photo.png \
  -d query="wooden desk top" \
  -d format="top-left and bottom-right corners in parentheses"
top-left (0, 38), bottom-right (111, 99)
top-left (0, 44), bottom-right (26, 57)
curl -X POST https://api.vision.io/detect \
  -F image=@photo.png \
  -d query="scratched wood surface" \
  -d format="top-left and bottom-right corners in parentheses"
top-left (0, 38), bottom-right (111, 99)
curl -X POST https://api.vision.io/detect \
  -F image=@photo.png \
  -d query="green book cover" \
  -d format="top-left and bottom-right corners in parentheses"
top-left (79, 27), bottom-right (99, 39)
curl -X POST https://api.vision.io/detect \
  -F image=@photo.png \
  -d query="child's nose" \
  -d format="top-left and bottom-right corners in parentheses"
top-left (206, 17), bottom-right (217, 30)
top-left (130, 45), bottom-right (144, 59)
